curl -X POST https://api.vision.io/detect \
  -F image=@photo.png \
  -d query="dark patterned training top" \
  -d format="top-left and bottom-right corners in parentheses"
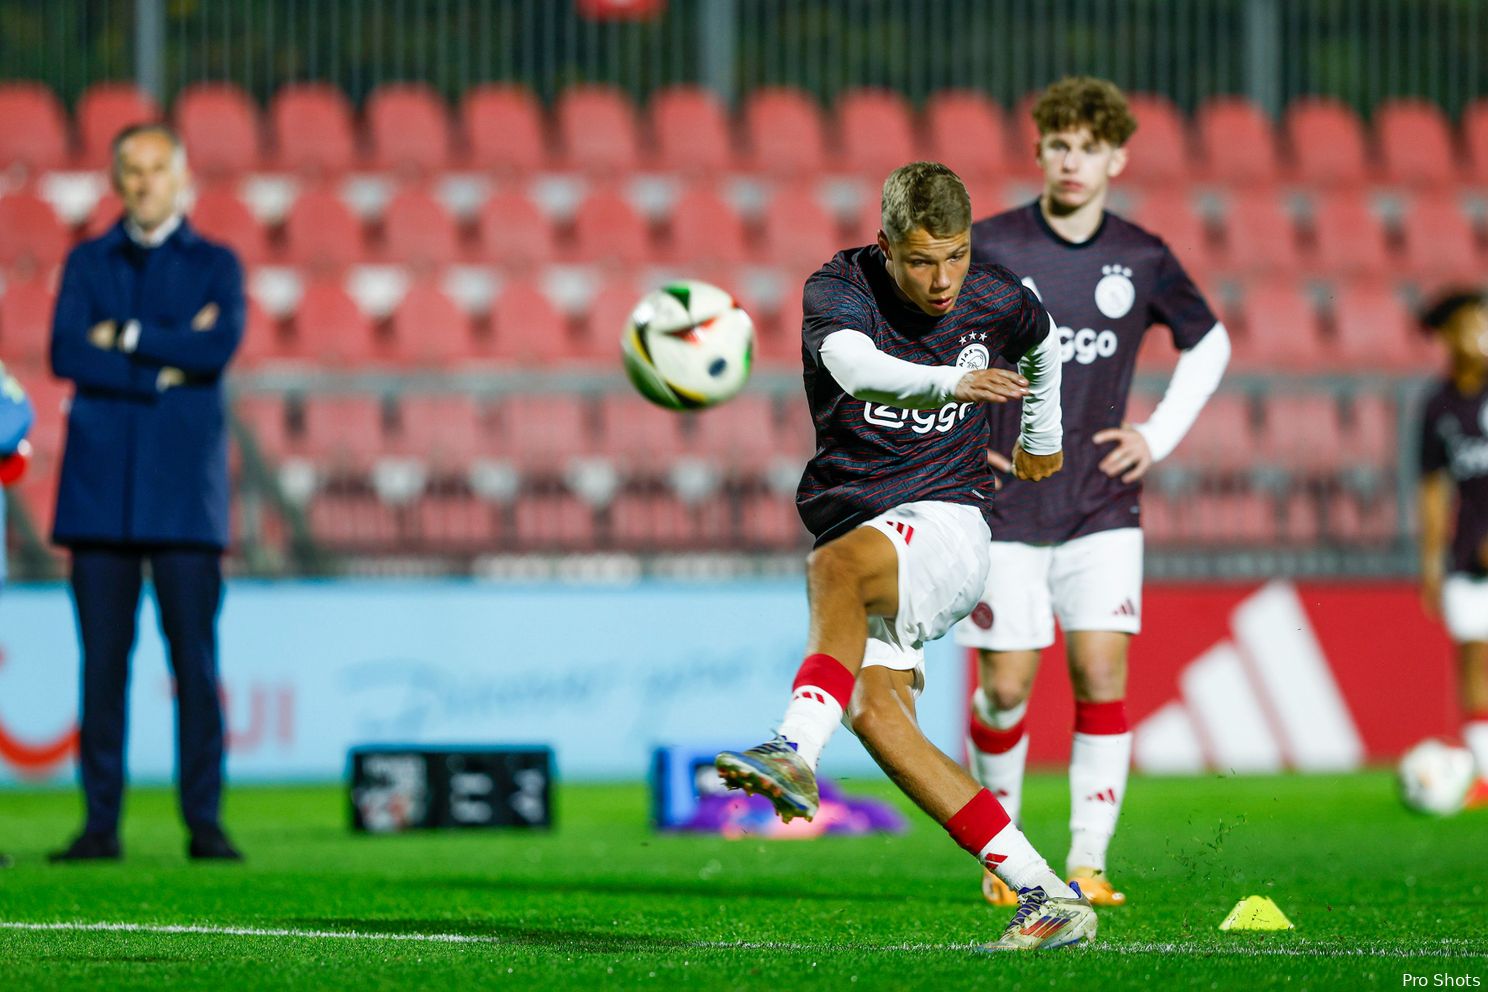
top-left (795, 244), bottom-right (1048, 544)
top-left (972, 202), bottom-right (1218, 543)
top-left (1419, 377), bottom-right (1488, 577)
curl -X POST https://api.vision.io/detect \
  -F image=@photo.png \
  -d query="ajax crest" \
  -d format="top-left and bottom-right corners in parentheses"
top-left (956, 331), bottom-right (990, 370)
top-left (1095, 264), bottom-right (1135, 319)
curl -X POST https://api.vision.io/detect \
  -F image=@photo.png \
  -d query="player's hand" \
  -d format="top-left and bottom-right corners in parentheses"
top-left (156, 367), bottom-right (185, 391)
top-left (192, 303), bottom-right (219, 331)
top-left (1012, 441), bottom-right (1062, 481)
top-left (88, 320), bottom-right (118, 350)
top-left (954, 368), bottom-right (1029, 405)
top-left (1094, 423), bottom-right (1154, 483)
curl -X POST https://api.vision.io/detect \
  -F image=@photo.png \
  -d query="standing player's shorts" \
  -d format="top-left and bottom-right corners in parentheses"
top-left (953, 527), bottom-right (1144, 652)
top-left (857, 501), bottom-right (992, 688)
top-left (1443, 573), bottom-right (1488, 642)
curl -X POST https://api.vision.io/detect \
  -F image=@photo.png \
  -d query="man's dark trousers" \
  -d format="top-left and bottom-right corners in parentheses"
top-left (72, 545), bottom-right (224, 835)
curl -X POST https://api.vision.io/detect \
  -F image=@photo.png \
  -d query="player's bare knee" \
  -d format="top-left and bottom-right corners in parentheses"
top-left (987, 677), bottom-right (1032, 712)
top-left (1071, 654), bottom-right (1126, 701)
top-left (847, 687), bottom-right (906, 744)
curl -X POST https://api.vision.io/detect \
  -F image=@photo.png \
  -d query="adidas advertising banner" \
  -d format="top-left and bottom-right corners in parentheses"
top-left (978, 581), bottom-right (1461, 774)
top-left (0, 580), bottom-right (972, 784)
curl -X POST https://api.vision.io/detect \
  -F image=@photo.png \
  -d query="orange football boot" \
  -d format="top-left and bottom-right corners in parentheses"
top-left (1067, 867), bottom-right (1127, 907)
top-left (981, 868), bottom-right (1018, 906)
top-left (1464, 778), bottom-right (1488, 810)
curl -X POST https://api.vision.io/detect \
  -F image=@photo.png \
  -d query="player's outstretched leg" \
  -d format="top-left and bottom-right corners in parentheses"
top-left (717, 528), bottom-right (897, 822)
top-left (1065, 632), bottom-right (1135, 907)
top-left (851, 666), bottom-right (1095, 950)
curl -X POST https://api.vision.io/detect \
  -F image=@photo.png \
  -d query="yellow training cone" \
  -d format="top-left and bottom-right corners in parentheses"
top-left (1218, 895), bottom-right (1294, 931)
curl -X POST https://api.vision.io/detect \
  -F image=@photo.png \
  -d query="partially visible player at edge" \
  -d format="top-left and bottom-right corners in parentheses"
top-left (716, 162), bottom-right (1097, 950)
top-left (952, 77), bottom-right (1231, 907)
top-left (1416, 289), bottom-right (1488, 807)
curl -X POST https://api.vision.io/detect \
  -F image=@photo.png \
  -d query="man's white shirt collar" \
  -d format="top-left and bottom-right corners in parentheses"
top-left (124, 212), bottom-right (183, 248)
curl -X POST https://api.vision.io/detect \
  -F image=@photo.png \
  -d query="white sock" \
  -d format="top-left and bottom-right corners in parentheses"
top-left (777, 689), bottom-right (844, 771)
top-left (1067, 730), bottom-right (1133, 874)
top-left (967, 690), bottom-right (1030, 824)
top-left (1464, 719), bottom-right (1488, 776)
top-left (981, 824), bottom-right (1076, 897)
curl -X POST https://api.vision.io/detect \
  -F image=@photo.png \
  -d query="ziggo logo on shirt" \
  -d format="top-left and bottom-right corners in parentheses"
top-left (863, 401), bottom-right (977, 434)
top-left (1060, 325), bottom-right (1119, 365)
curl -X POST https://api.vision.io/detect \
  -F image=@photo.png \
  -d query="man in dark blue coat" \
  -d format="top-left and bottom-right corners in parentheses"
top-left (49, 123), bottom-right (245, 862)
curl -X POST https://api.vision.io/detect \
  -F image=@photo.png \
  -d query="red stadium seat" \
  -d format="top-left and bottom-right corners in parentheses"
top-left (1120, 94), bottom-right (1192, 186)
top-left (18, 375), bottom-right (69, 463)
top-left (460, 84), bottom-right (548, 174)
top-left (1257, 394), bottom-right (1346, 471)
top-left (414, 495), bottom-right (497, 549)
top-left (598, 394), bottom-right (688, 477)
top-left (1162, 393), bottom-right (1255, 472)
top-left (366, 82), bottom-right (451, 174)
top-left (290, 281), bottom-right (377, 366)
top-left (0, 194), bottom-right (69, 274)
top-left (391, 394), bottom-right (484, 471)
top-left (571, 188), bottom-right (652, 266)
top-left (1344, 393), bottom-right (1397, 466)
top-left (232, 298), bottom-right (282, 370)
top-left (174, 83), bottom-right (262, 177)
top-left (760, 290), bottom-right (806, 368)
top-left (1195, 96), bottom-right (1281, 186)
top-left (475, 191), bottom-right (558, 270)
top-left (667, 185), bottom-right (749, 266)
top-left (0, 279), bottom-right (55, 369)
top-left (1397, 194), bottom-right (1482, 280)
top-left (1308, 193), bottom-right (1391, 277)
top-left (556, 85), bottom-right (641, 175)
top-left (925, 90), bottom-right (1012, 182)
top-left (283, 188), bottom-right (365, 270)
top-left (514, 493), bottom-right (596, 550)
top-left (380, 189), bottom-right (460, 269)
top-left (300, 395), bottom-right (386, 469)
top-left (651, 86), bottom-right (735, 175)
top-left (1131, 194), bottom-right (1215, 275)
top-left (1285, 97), bottom-right (1369, 186)
top-left (1234, 280), bottom-right (1329, 371)
top-left (1328, 281), bottom-right (1428, 371)
top-left (306, 493), bottom-right (399, 547)
top-left (608, 493), bottom-right (701, 549)
top-left (742, 87), bottom-right (829, 176)
top-left (1374, 99), bottom-right (1456, 187)
top-left (836, 88), bottom-right (918, 177)
top-left (270, 83), bottom-right (357, 176)
top-left (234, 394), bottom-right (292, 463)
top-left (190, 185), bottom-right (269, 266)
top-left (387, 283), bottom-right (474, 367)
top-left (76, 82), bottom-right (160, 169)
top-left (84, 191), bottom-right (123, 239)
top-left (499, 395), bottom-right (593, 470)
top-left (580, 277), bottom-right (641, 363)
top-left (1010, 90), bottom-right (1042, 163)
top-left (739, 493), bottom-right (807, 549)
top-left (1219, 189), bottom-right (1301, 275)
top-left (490, 283), bottom-right (575, 365)
top-left (0, 83), bottom-right (69, 175)
top-left (1465, 99), bottom-right (1488, 183)
top-left (760, 188), bottom-right (839, 274)
top-left (691, 394), bottom-right (780, 475)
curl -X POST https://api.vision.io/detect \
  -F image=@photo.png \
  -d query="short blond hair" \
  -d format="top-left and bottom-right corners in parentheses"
top-left (1032, 76), bottom-right (1138, 147)
top-left (880, 162), bottom-right (971, 245)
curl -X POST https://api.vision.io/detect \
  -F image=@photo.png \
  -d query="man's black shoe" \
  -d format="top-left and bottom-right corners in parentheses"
top-left (48, 832), bottom-right (121, 863)
top-left (0, 852), bottom-right (12, 868)
top-left (188, 825), bottom-right (243, 862)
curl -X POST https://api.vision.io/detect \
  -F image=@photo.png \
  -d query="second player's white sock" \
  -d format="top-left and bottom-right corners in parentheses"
top-left (967, 689), bottom-right (1030, 824)
top-left (1464, 714), bottom-right (1488, 776)
top-left (1066, 700), bottom-right (1132, 874)
top-left (776, 653), bottom-right (855, 771)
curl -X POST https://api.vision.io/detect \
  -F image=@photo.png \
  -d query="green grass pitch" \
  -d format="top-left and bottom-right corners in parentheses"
top-left (1, 772), bottom-right (1484, 990)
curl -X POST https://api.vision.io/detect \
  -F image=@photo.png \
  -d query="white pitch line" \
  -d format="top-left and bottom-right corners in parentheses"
top-left (1, 922), bottom-right (1485, 959)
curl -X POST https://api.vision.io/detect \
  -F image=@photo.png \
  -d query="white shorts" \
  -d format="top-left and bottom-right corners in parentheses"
top-left (856, 501), bottom-right (992, 685)
top-left (1444, 574), bottom-right (1488, 643)
top-left (953, 527), bottom-right (1144, 652)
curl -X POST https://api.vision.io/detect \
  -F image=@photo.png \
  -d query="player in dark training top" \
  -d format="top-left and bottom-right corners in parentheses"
top-left (951, 78), bottom-right (1232, 908)
top-left (1416, 289), bottom-right (1488, 807)
top-left (717, 163), bottom-right (1098, 950)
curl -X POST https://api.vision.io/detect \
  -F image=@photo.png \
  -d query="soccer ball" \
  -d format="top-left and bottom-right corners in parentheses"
top-left (620, 280), bottom-right (754, 410)
top-left (1396, 739), bottom-right (1477, 816)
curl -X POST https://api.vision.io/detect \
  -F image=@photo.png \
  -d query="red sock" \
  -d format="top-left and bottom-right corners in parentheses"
top-left (1074, 699), bottom-right (1129, 736)
top-left (969, 712), bottom-right (1026, 754)
top-left (791, 653), bottom-right (855, 709)
top-left (945, 788), bottom-right (1012, 859)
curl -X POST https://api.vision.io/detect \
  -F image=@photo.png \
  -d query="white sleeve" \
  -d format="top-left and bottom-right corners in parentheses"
top-left (1133, 322), bottom-right (1231, 462)
top-left (818, 329), bottom-right (967, 410)
top-left (1016, 317), bottom-right (1063, 455)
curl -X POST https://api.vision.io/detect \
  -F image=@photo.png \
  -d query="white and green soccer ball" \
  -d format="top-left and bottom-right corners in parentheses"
top-left (1397, 738), bottom-right (1477, 816)
top-left (620, 280), bottom-right (754, 410)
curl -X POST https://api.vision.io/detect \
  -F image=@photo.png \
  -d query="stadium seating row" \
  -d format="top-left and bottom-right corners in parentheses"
top-left (0, 270), bottom-right (1443, 373)
top-left (3, 179), bottom-right (1482, 282)
top-left (3, 79), bottom-right (1487, 187)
